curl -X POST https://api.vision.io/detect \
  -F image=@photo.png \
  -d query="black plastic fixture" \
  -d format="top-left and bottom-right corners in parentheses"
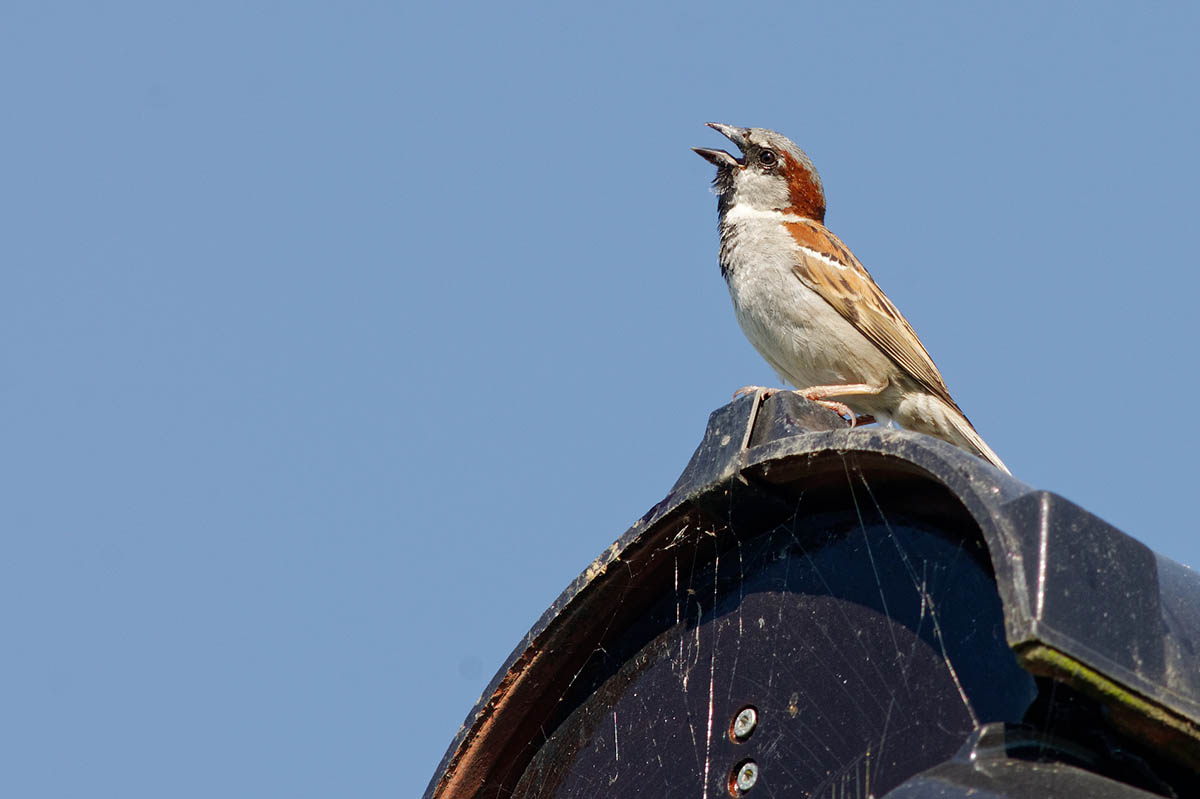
top-left (424, 391), bottom-right (1200, 798)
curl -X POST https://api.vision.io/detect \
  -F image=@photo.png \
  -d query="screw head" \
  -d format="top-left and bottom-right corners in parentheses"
top-left (731, 706), bottom-right (757, 740)
top-left (734, 760), bottom-right (758, 793)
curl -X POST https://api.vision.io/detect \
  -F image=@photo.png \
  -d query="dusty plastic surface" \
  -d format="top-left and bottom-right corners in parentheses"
top-left (508, 509), bottom-right (1035, 797)
top-left (423, 392), bottom-right (1200, 798)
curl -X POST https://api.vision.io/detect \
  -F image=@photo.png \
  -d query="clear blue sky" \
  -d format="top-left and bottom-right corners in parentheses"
top-left (5, 2), bottom-right (1198, 796)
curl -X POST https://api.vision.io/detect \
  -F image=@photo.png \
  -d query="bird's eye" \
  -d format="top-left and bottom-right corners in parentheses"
top-left (758, 149), bottom-right (778, 167)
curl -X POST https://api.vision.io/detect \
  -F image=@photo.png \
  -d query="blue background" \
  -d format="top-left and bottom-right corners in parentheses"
top-left (5, 2), bottom-right (1198, 796)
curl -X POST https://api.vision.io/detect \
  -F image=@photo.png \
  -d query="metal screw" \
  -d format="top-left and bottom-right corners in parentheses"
top-left (735, 760), bottom-right (758, 793)
top-left (731, 706), bottom-right (757, 740)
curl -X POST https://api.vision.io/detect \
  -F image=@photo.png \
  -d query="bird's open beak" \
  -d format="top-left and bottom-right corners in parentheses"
top-left (692, 122), bottom-right (747, 168)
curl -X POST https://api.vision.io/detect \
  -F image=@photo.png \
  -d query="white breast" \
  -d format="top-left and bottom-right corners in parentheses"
top-left (718, 213), bottom-right (897, 394)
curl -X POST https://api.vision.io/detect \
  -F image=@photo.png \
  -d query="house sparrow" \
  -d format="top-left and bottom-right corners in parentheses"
top-left (694, 123), bottom-right (1009, 473)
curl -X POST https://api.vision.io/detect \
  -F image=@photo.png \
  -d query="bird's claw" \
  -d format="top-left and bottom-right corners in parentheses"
top-left (732, 385), bottom-right (776, 400)
top-left (731, 386), bottom-right (876, 428)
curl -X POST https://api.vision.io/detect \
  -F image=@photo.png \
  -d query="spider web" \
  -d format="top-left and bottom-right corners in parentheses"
top-left (503, 454), bottom-right (1036, 798)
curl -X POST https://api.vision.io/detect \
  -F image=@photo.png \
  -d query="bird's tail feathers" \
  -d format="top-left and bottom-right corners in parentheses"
top-left (939, 402), bottom-right (1010, 474)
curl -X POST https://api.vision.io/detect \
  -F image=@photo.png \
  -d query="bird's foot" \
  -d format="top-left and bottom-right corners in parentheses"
top-left (733, 385), bottom-right (776, 400)
top-left (807, 397), bottom-right (859, 425)
top-left (807, 398), bottom-right (876, 427)
top-left (733, 384), bottom-right (878, 428)
top-left (794, 382), bottom-right (887, 428)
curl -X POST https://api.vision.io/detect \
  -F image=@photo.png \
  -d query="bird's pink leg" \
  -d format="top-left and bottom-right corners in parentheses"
top-left (794, 383), bottom-right (886, 427)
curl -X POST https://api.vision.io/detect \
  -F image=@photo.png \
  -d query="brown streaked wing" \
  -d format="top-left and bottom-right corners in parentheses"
top-left (783, 221), bottom-right (960, 411)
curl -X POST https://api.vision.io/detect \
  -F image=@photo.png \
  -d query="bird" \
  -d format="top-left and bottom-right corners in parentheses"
top-left (693, 123), bottom-right (1009, 473)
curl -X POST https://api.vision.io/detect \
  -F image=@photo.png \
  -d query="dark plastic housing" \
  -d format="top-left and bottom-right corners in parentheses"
top-left (424, 392), bottom-right (1200, 798)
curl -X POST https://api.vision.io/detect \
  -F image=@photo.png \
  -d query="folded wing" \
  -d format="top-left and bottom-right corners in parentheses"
top-left (784, 220), bottom-right (962, 414)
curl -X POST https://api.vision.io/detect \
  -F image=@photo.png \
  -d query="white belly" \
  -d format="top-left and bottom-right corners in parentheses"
top-left (720, 218), bottom-right (896, 398)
